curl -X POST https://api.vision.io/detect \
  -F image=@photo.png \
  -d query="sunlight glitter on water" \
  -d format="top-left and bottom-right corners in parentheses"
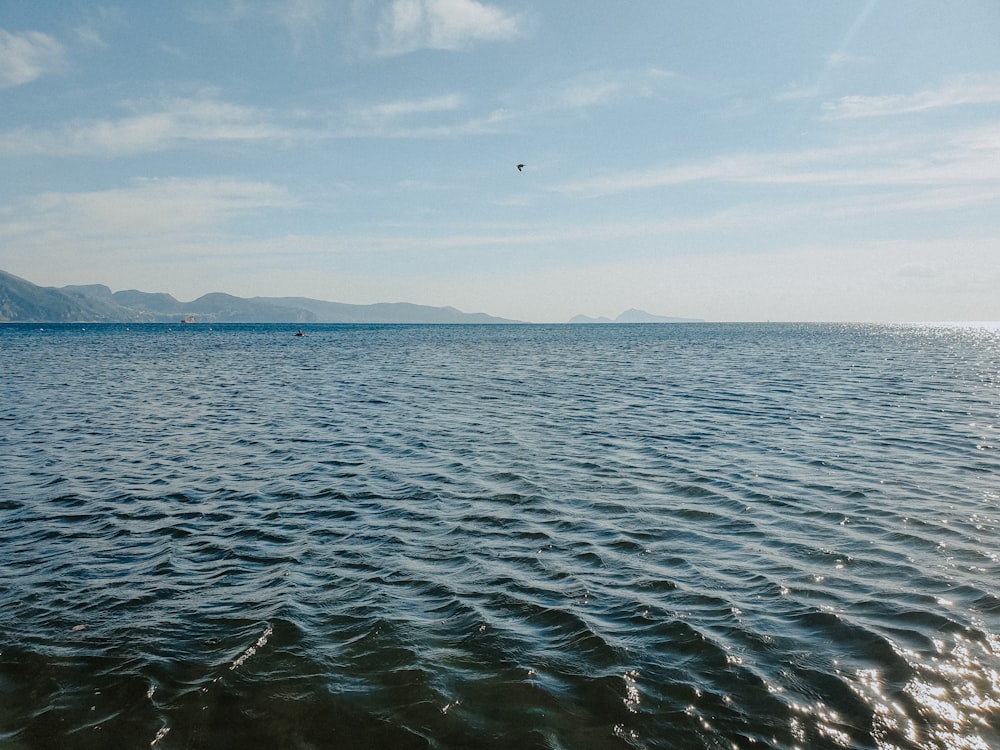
top-left (229, 625), bottom-right (273, 671)
top-left (850, 631), bottom-right (1000, 750)
top-left (623, 670), bottom-right (641, 713)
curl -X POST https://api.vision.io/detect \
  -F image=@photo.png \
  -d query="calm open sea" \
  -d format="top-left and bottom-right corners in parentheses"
top-left (1, 322), bottom-right (998, 749)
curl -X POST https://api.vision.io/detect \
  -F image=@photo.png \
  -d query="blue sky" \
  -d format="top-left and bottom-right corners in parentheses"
top-left (2, 1), bottom-right (999, 322)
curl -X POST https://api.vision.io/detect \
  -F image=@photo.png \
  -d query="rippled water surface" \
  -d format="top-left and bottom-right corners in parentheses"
top-left (2, 322), bottom-right (999, 749)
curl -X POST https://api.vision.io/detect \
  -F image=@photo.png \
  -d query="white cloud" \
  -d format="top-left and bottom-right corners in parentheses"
top-left (73, 6), bottom-right (126, 49)
top-left (775, 82), bottom-right (822, 102)
top-left (0, 178), bottom-right (294, 293)
top-left (185, 1), bottom-right (255, 25)
top-left (0, 87), bottom-right (511, 152)
top-left (554, 126), bottom-right (1000, 198)
top-left (558, 79), bottom-right (624, 109)
top-left (275, 0), bottom-right (327, 51)
top-left (159, 43), bottom-right (188, 60)
top-left (339, 94), bottom-right (514, 137)
top-left (0, 93), bottom-right (293, 156)
top-left (0, 28), bottom-right (64, 87)
top-left (821, 74), bottom-right (1000, 119)
top-left (357, 93), bottom-right (463, 121)
top-left (19, 178), bottom-right (292, 240)
top-left (376, 0), bottom-right (526, 55)
top-left (825, 51), bottom-right (872, 67)
top-left (185, 0), bottom-right (327, 51)
top-left (498, 68), bottom-right (681, 121)
top-left (74, 24), bottom-right (105, 48)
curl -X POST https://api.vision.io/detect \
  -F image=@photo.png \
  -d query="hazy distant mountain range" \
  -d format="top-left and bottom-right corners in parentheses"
top-left (0, 270), bottom-right (518, 324)
top-left (0, 269), bottom-right (701, 324)
top-left (568, 309), bottom-right (702, 324)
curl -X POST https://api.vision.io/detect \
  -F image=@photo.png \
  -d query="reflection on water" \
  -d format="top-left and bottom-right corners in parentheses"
top-left (848, 631), bottom-right (1000, 750)
top-left (0, 322), bottom-right (998, 749)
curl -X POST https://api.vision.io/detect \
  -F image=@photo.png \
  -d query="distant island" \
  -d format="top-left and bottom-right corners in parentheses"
top-left (0, 269), bottom-right (518, 324)
top-left (569, 308), bottom-right (702, 324)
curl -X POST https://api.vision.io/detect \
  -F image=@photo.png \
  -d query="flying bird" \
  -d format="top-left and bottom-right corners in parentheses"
top-left (516, 164), bottom-right (525, 171)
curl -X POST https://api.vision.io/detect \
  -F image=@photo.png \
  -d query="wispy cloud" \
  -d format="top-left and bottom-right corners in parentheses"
top-left (826, 51), bottom-right (873, 67)
top-left (0, 86), bottom-right (513, 153)
top-left (775, 54), bottom-right (875, 103)
top-left (779, 0), bottom-right (879, 103)
top-left (4, 178), bottom-right (291, 246)
top-left (557, 79), bottom-right (624, 109)
top-left (0, 28), bottom-right (65, 87)
top-left (375, 0), bottom-right (527, 56)
top-left (274, 0), bottom-right (327, 52)
top-left (821, 74), bottom-right (1000, 119)
top-left (186, 0), bottom-right (328, 51)
top-left (74, 23), bottom-right (106, 48)
top-left (507, 67), bottom-right (682, 119)
top-left (555, 125), bottom-right (1000, 198)
top-left (72, 6), bottom-right (126, 49)
top-left (356, 93), bottom-right (464, 121)
top-left (0, 177), bottom-right (298, 296)
top-left (0, 58), bottom-right (686, 155)
top-left (339, 90), bottom-right (523, 137)
top-left (0, 93), bottom-right (293, 156)
top-left (185, 1), bottom-right (254, 25)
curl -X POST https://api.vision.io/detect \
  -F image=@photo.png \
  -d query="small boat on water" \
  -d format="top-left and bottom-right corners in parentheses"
top-left (181, 316), bottom-right (195, 324)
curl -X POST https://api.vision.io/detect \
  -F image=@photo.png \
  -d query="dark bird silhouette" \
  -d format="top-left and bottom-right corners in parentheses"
top-left (516, 164), bottom-right (525, 171)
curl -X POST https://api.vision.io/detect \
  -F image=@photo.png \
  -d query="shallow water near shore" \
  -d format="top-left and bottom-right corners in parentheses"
top-left (2, 322), bottom-right (998, 749)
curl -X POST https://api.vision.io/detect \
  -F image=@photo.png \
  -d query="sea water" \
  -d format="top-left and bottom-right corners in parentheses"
top-left (1, 322), bottom-right (998, 749)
